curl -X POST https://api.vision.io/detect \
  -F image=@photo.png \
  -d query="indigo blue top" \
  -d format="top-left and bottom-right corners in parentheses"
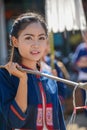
top-left (0, 68), bottom-right (66, 130)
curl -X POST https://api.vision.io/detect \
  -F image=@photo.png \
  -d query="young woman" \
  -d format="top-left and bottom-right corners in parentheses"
top-left (0, 12), bottom-right (66, 130)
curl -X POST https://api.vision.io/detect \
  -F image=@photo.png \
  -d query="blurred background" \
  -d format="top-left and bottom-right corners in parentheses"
top-left (0, 0), bottom-right (87, 76)
top-left (0, 0), bottom-right (87, 129)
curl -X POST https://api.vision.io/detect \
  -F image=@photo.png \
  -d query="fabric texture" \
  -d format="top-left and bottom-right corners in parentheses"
top-left (0, 68), bottom-right (66, 130)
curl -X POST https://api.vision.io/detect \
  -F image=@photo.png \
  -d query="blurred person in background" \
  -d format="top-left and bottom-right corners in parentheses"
top-left (72, 30), bottom-right (87, 115)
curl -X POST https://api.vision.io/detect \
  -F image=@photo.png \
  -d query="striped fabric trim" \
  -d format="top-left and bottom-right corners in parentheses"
top-left (10, 105), bottom-right (25, 121)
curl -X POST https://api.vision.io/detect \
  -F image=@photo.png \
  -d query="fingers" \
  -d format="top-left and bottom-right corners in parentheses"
top-left (4, 62), bottom-right (16, 72)
top-left (4, 62), bottom-right (26, 78)
top-left (9, 62), bottom-right (18, 73)
top-left (4, 62), bottom-right (12, 71)
top-left (0, 62), bottom-right (27, 80)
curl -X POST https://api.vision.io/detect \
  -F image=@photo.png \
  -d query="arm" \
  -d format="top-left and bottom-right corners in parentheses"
top-left (0, 62), bottom-right (28, 127)
top-left (5, 62), bottom-right (28, 113)
top-left (15, 75), bottom-right (28, 113)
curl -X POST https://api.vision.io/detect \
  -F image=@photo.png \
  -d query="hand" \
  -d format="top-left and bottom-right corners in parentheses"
top-left (4, 62), bottom-right (27, 79)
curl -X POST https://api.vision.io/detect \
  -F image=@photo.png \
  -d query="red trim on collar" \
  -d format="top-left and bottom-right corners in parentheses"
top-left (21, 64), bottom-right (41, 78)
top-left (20, 64), bottom-right (34, 70)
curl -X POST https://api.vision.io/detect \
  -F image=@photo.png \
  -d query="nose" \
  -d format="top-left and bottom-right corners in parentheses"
top-left (31, 41), bottom-right (40, 47)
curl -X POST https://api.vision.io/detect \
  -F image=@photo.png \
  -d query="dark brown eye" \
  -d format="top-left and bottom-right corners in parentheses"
top-left (39, 36), bottom-right (46, 40)
top-left (25, 37), bottom-right (32, 40)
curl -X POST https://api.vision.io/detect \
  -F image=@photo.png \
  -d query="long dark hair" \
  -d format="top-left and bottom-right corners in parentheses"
top-left (9, 12), bottom-right (48, 70)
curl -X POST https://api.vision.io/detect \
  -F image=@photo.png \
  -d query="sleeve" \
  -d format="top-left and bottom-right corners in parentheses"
top-left (8, 100), bottom-right (27, 127)
top-left (0, 69), bottom-right (27, 128)
top-left (72, 45), bottom-right (82, 64)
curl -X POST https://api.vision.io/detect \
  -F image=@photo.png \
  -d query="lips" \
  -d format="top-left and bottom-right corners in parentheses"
top-left (30, 51), bottom-right (40, 55)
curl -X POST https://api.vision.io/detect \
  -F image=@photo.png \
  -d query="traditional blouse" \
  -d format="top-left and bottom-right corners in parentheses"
top-left (0, 68), bottom-right (66, 130)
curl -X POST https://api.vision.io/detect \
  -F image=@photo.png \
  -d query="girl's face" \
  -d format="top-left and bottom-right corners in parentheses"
top-left (13, 22), bottom-right (48, 68)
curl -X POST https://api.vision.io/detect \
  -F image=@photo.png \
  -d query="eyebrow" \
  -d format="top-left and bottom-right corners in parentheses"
top-left (24, 33), bottom-right (46, 37)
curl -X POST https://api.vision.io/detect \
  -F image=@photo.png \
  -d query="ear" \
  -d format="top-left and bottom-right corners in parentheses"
top-left (11, 36), bottom-right (18, 47)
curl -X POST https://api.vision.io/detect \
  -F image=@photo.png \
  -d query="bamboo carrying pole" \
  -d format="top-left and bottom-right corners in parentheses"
top-left (17, 67), bottom-right (87, 91)
top-left (0, 65), bottom-right (87, 90)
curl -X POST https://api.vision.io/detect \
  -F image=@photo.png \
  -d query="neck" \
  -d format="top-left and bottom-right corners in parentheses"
top-left (21, 61), bottom-right (37, 70)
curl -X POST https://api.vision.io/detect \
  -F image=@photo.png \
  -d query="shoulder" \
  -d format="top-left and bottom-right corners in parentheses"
top-left (0, 68), bottom-right (18, 97)
top-left (0, 68), bottom-right (17, 87)
top-left (0, 68), bottom-right (10, 79)
top-left (0, 68), bottom-right (12, 87)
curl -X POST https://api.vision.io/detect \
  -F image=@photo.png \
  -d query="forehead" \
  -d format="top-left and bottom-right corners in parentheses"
top-left (19, 22), bottom-right (46, 36)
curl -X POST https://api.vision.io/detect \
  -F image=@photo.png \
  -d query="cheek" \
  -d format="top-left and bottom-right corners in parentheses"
top-left (44, 43), bottom-right (49, 50)
top-left (18, 44), bottom-right (28, 56)
top-left (41, 44), bottom-right (47, 52)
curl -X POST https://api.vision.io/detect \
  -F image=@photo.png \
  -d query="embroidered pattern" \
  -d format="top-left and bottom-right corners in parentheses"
top-left (46, 104), bottom-right (53, 126)
top-left (36, 104), bottom-right (43, 126)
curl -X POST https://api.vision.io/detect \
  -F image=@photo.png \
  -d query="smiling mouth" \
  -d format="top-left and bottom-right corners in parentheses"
top-left (30, 51), bottom-right (40, 55)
